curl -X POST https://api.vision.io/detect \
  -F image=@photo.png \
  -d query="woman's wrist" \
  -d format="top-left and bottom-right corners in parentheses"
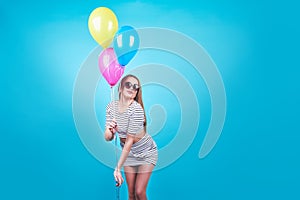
top-left (115, 166), bottom-right (121, 171)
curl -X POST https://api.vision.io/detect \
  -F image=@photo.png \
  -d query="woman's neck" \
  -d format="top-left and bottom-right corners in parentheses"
top-left (119, 97), bottom-right (133, 107)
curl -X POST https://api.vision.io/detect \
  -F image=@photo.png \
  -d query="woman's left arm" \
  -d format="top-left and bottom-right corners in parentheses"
top-left (114, 134), bottom-right (135, 186)
top-left (117, 135), bottom-right (134, 169)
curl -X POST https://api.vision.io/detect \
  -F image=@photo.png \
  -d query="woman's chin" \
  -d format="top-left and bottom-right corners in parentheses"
top-left (123, 94), bottom-right (134, 100)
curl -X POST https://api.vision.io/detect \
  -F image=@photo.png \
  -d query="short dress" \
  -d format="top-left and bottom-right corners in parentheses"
top-left (106, 100), bottom-right (158, 166)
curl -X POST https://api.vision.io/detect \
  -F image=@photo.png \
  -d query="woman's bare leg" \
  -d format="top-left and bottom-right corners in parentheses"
top-left (135, 164), bottom-right (154, 200)
top-left (124, 166), bottom-right (138, 200)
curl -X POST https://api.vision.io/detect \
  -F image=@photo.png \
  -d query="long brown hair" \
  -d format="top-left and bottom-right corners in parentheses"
top-left (118, 74), bottom-right (147, 129)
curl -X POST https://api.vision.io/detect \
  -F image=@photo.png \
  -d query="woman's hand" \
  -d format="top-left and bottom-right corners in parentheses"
top-left (108, 118), bottom-right (117, 134)
top-left (105, 118), bottom-right (117, 141)
top-left (114, 168), bottom-right (124, 187)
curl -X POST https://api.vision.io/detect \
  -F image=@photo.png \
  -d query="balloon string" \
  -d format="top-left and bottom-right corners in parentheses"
top-left (111, 86), bottom-right (120, 200)
top-left (111, 86), bottom-right (115, 118)
top-left (115, 135), bottom-right (120, 200)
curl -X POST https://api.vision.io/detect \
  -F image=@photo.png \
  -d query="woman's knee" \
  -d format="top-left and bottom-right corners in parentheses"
top-left (135, 187), bottom-right (146, 199)
top-left (128, 193), bottom-right (136, 200)
top-left (128, 189), bottom-right (135, 196)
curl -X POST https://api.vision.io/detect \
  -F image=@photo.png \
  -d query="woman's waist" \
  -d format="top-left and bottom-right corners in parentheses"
top-left (120, 134), bottom-right (157, 156)
top-left (120, 133), bottom-right (155, 147)
top-left (118, 131), bottom-right (147, 144)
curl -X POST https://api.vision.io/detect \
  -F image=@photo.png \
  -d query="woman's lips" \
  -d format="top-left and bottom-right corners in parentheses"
top-left (126, 90), bottom-right (133, 95)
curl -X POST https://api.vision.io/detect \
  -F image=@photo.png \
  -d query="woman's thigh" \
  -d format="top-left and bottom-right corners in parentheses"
top-left (124, 166), bottom-right (138, 192)
top-left (135, 164), bottom-right (155, 191)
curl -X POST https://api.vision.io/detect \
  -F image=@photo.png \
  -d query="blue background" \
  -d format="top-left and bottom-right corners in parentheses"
top-left (1, 0), bottom-right (299, 199)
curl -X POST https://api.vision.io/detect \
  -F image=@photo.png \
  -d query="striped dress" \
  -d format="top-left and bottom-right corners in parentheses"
top-left (106, 100), bottom-right (158, 166)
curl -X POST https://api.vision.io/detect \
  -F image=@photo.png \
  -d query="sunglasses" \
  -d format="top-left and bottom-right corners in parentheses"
top-left (124, 82), bottom-right (140, 91)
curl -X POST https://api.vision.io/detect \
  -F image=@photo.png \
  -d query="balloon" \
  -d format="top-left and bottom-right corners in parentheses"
top-left (88, 7), bottom-right (118, 49)
top-left (113, 26), bottom-right (140, 66)
top-left (98, 48), bottom-right (124, 87)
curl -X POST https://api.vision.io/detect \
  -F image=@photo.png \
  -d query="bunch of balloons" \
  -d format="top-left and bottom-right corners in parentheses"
top-left (88, 7), bottom-right (140, 87)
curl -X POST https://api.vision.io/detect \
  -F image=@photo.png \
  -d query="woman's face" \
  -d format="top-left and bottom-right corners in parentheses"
top-left (120, 77), bottom-right (139, 100)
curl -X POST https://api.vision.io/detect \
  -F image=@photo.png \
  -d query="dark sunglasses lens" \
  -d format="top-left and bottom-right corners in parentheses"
top-left (133, 85), bottom-right (139, 90)
top-left (124, 82), bottom-right (139, 91)
top-left (124, 82), bottom-right (131, 89)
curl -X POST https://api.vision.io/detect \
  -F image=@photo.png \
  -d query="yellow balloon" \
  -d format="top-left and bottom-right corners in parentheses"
top-left (88, 7), bottom-right (118, 48)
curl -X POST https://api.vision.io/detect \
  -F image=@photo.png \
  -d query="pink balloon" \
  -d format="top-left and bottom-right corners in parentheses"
top-left (98, 48), bottom-right (124, 86)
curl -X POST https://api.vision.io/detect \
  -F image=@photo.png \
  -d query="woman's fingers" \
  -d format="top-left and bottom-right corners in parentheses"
top-left (115, 177), bottom-right (121, 186)
top-left (108, 119), bottom-right (118, 134)
top-left (114, 171), bottom-right (123, 187)
top-left (109, 121), bottom-right (116, 128)
top-left (120, 176), bottom-right (124, 185)
top-left (116, 173), bottom-right (123, 183)
top-left (109, 119), bottom-right (117, 129)
top-left (117, 175), bottom-right (124, 186)
top-left (112, 118), bottom-right (117, 126)
top-left (114, 175), bottom-right (118, 183)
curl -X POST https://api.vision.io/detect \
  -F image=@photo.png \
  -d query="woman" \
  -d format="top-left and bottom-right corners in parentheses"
top-left (104, 74), bottom-right (158, 200)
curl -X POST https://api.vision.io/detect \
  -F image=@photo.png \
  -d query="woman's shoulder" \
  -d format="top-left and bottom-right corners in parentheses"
top-left (106, 100), bottom-right (118, 110)
top-left (130, 100), bottom-right (143, 109)
top-left (128, 101), bottom-right (143, 115)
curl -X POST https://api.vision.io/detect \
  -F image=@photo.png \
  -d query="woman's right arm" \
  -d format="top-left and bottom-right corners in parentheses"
top-left (104, 118), bottom-right (117, 141)
top-left (105, 103), bottom-right (117, 141)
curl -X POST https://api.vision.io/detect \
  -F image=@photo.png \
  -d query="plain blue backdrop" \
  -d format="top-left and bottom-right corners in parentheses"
top-left (1, 0), bottom-right (299, 199)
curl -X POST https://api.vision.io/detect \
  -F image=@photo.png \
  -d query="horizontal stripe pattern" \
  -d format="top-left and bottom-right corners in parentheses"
top-left (106, 100), bottom-right (158, 166)
top-left (121, 134), bottom-right (158, 166)
top-left (106, 100), bottom-right (145, 138)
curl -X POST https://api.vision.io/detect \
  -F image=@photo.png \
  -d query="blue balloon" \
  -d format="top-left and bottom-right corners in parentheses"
top-left (113, 26), bottom-right (140, 66)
